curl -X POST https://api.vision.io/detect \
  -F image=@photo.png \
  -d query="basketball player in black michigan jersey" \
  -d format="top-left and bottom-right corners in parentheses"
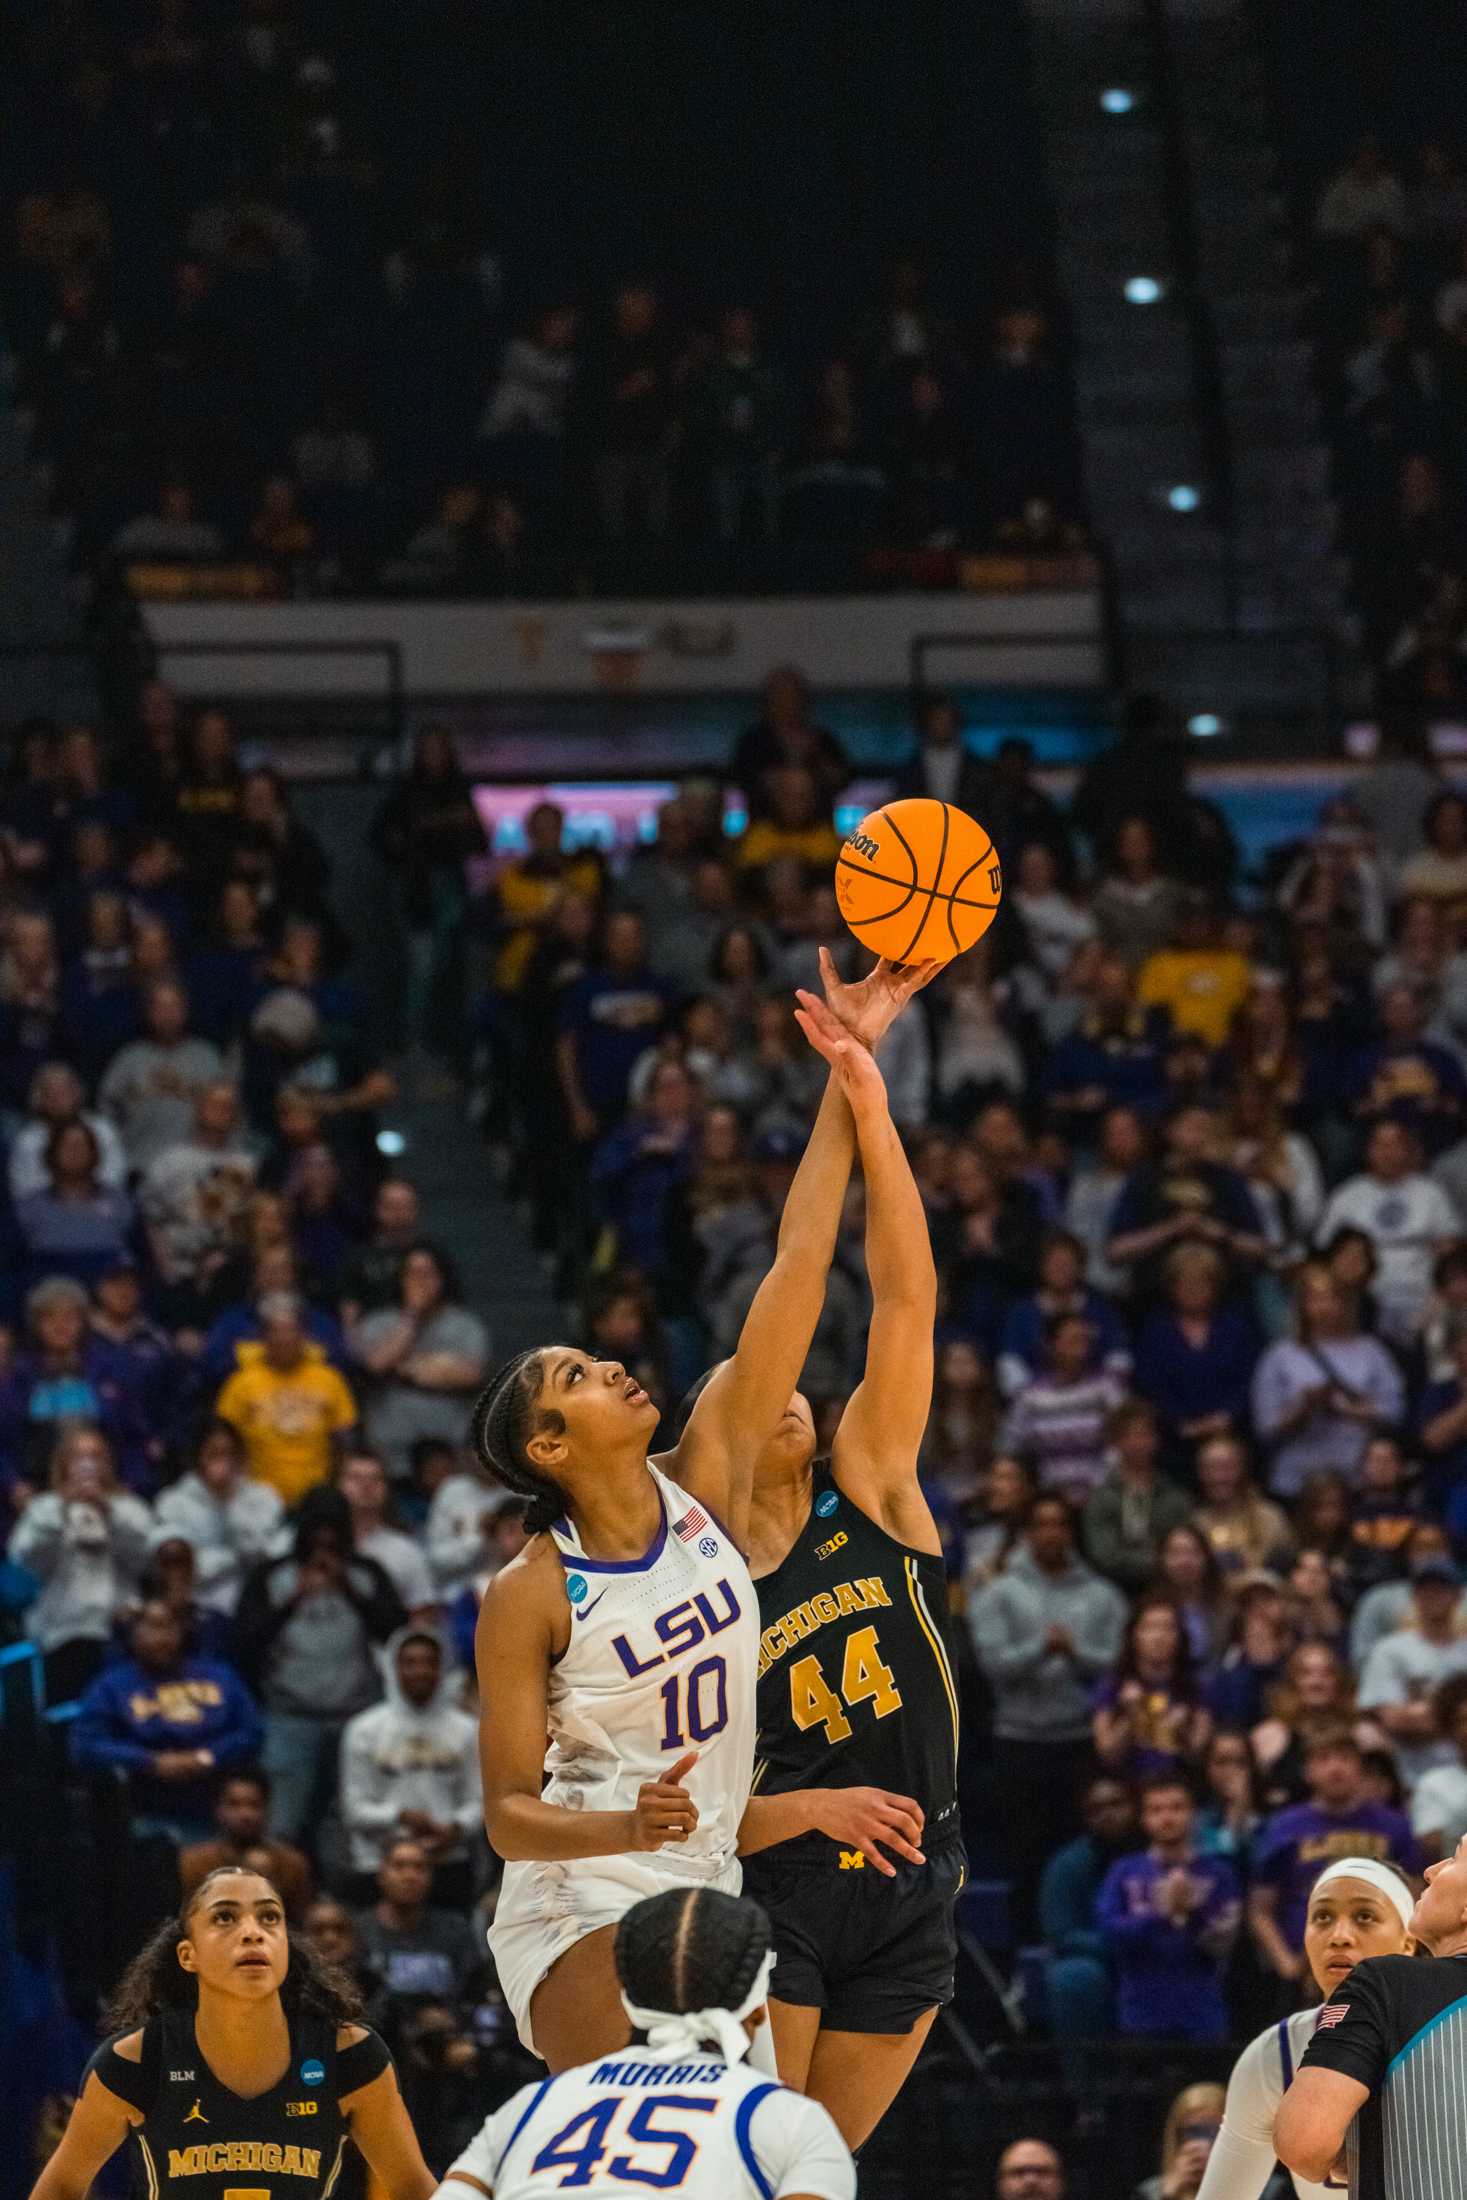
top-left (31, 1868), bottom-right (433, 2200)
top-left (681, 978), bottom-right (961, 2151)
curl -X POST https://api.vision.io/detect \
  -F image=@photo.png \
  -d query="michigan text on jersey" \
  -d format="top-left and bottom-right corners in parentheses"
top-left (757, 1576), bottom-right (893, 1676)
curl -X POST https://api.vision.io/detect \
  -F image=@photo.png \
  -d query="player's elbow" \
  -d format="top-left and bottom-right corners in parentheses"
top-left (1273, 2105), bottom-right (1341, 2184)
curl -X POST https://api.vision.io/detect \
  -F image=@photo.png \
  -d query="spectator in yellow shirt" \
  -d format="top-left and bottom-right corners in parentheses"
top-left (216, 1292), bottom-right (358, 1506)
top-left (734, 764), bottom-right (841, 878)
top-left (1137, 891), bottom-right (1252, 1049)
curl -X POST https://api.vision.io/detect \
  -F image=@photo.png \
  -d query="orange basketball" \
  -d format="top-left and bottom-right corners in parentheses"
top-left (834, 797), bottom-right (1002, 964)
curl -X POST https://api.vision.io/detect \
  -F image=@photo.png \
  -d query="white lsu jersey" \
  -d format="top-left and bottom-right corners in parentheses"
top-left (441, 2043), bottom-right (855, 2200)
top-left (539, 1461), bottom-right (759, 1873)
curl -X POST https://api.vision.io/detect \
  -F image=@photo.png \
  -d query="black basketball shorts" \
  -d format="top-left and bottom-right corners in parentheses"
top-left (742, 1833), bottom-right (965, 2034)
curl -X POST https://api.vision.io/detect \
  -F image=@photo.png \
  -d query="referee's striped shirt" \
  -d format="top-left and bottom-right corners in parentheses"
top-left (1301, 1951), bottom-right (1467, 2200)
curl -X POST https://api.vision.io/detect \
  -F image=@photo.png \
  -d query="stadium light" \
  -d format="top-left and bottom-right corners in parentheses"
top-left (1124, 275), bottom-right (1164, 305)
top-left (1099, 88), bottom-right (1136, 114)
top-left (1187, 712), bottom-right (1225, 737)
top-left (1166, 483), bottom-right (1202, 512)
top-left (376, 1128), bottom-right (407, 1156)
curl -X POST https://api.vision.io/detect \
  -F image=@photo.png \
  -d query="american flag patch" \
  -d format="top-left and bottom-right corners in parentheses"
top-left (1316, 2002), bottom-right (1351, 2031)
top-left (673, 1506), bottom-right (709, 1542)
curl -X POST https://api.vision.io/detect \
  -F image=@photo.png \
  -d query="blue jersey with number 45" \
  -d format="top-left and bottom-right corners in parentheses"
top-left (441, 2044), bottom-right (854, 2200)
top-left (542, 1463), bottom-right (759, 1876)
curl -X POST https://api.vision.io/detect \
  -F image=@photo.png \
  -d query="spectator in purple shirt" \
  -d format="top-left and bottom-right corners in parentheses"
top-left (1246, 1723), bottom-right (1419, 1991)
top-left (1096, 1773), bottom-right (1241, 2041)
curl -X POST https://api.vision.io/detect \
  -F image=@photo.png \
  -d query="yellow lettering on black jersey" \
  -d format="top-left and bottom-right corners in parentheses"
top-left (757, 1576), bottom-right (892, 1676)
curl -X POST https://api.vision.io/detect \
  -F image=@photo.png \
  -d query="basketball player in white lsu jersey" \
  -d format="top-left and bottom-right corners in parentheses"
top-left (437, 1888), bottom-right (854, 2200)
top-left (472, 954), bottom-right (935, 2072)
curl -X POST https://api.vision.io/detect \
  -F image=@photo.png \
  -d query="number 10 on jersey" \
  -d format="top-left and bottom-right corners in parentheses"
top-left (659, 1655), bottom-right (728, 1750)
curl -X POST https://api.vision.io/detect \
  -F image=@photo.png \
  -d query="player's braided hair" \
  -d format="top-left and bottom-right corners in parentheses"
top-left (104, 1867), bottom-right (363, 2032)
top-left (615, 1888), bottom-right (771, 2021)
top-left (469, 1348), bottom-right (568, 1534)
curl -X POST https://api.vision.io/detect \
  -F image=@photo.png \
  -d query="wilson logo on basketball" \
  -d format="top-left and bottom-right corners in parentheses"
top-left (845, 831), bottom-right (880, 860)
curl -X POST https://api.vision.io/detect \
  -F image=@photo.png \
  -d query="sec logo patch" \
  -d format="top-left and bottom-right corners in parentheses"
top-left (814, 1490), bottom-right (839, 1518)
top-left (699, 1536), bottom-right (718, 1557)
top-left (566, 1574), bottom-right (588, 1605)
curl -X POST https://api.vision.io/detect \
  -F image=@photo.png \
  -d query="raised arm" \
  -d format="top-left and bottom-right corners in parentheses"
top-left (796, 992), bottom-right (941, 1552)
top-left (669, 951), bottom-right (936, 1545)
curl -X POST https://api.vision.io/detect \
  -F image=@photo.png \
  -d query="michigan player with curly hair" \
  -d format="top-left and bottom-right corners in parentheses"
top-left (30, 1866), bottom-right (432, 2200)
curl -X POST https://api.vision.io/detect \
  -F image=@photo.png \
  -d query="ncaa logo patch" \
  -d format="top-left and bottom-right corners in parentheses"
top-left (698, 1536), bottom-right (718, 1557)
top-left (566, 1574), bottom-right (588, 1605)
top-left (814, 1490), bottom-right (839, 1517)
top-left (299, 2059), bottom-right (326, 2087)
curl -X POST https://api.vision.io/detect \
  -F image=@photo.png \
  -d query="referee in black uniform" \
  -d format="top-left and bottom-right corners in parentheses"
top-left (1277, 1832), bottom-right (1467, 2200)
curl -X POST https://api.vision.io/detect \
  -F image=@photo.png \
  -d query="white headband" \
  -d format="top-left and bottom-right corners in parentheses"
top-left (1310, 1856), bottom-right (1415, 1932)
top-left (619, 1948), bottom-right (775, 2069)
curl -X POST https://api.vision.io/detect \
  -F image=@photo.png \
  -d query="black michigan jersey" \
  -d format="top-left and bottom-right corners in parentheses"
top-left (750, 1458), bottom-right (960, 1857)
top-left (85, 2004), bottom-right (390, 2198)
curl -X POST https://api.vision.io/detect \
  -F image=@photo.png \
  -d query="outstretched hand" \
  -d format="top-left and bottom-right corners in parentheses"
top-left (795, 989), bottom-right (890, 1121)
top-left (815, 944), bottom-right (943, 1051)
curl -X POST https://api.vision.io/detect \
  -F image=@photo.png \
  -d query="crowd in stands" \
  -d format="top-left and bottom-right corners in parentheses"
top-left (2, 1), bottom-right (1083, 596)
top-left (13, 663), bottom-right (1467, 2192)
top-left (1306, 135), bottom-right (1467, 706)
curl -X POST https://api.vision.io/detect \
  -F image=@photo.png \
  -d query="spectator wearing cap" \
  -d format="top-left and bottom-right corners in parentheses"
top-left (1253, 1261), bottom-right (1406, 1496)
top-left (140, 1522), bottom-right (233, 1662)
top-left (7, 1061), bottom-right (126, 1201)
top-left (15, 1118), bottom-right (135, 1289)
top-left (1247, 1726), bottom-right (1419, 1984)
top-left (1097, 1772), bottom-right (1241, 2043)
top-left (350, 1247), bottom-right (489, 1484)
top-left (0, 1277), bottom-right (148, 1491)
top-left (216, 1291), bottom-right (358, 1507)
top-left (334, 1448), bottom-right (436, 1615)
top-left (1351, 1524), bottom-right (1467, 1669)
top-left (340, 1625), bottom-right (481, 1905)
top-left (1136, 892), bottom-right (1252, 1049)
top-left (1357, 1554), bottom-right (1467, 1786)
top-left (1351, 981), bottom-right (1467, 1156)
top-left (154, 1418), bottom-right (286, 1616)
top-left (70, 1595), bottom-right (262, 1843)
top-left (1208, 1570), bottom-right (1292, 1730)
top-left (1317, 1117), bottom-right (1460, 1346)
top-left (137, 1078), bottom-right (257, 1318)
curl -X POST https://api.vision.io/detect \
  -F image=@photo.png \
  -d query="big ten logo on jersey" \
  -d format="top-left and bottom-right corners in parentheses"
top-left (815, 1531), bottom-right (848, 1562)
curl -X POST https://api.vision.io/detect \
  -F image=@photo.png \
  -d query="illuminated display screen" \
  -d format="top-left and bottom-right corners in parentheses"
top-left (471, 780), bottom-right (893, 856)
